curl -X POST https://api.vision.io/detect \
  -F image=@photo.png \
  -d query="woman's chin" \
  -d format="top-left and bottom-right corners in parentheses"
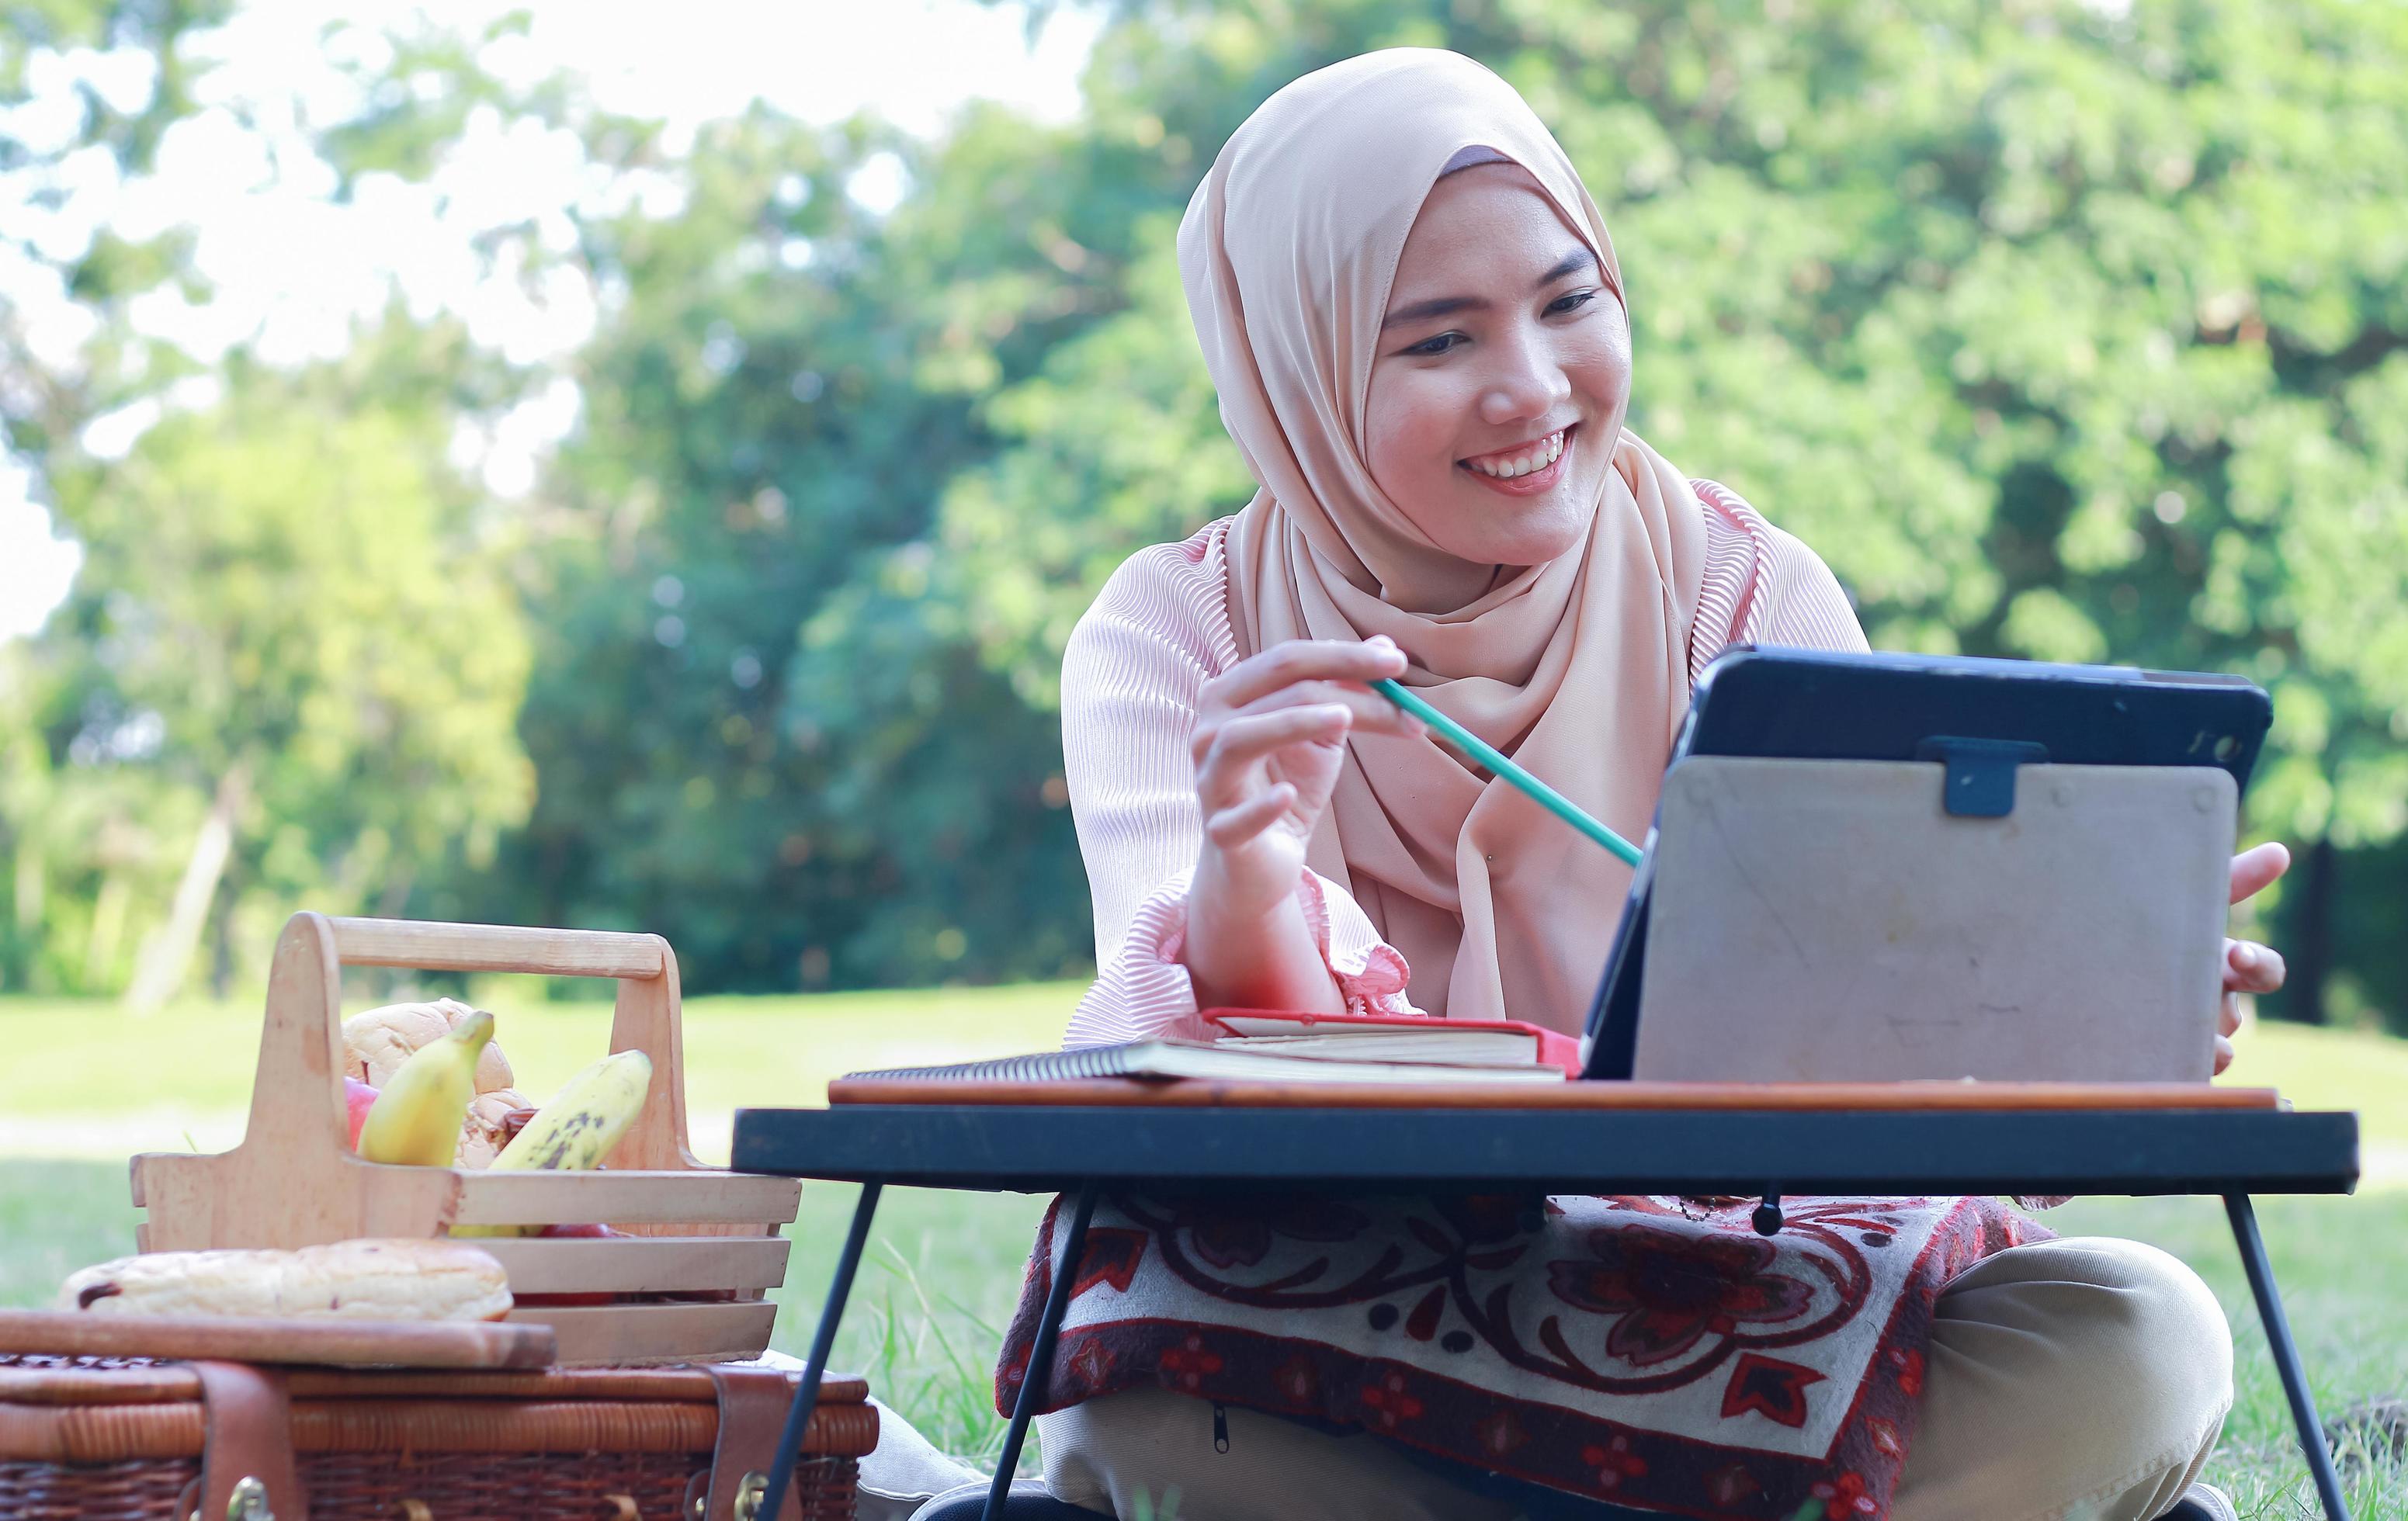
top-left (1431, 487), bottom-right (1594, 569)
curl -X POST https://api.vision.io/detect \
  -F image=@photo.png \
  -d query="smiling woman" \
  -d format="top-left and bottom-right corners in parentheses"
top-left (1000, 45), bottom-right (2263, 1521)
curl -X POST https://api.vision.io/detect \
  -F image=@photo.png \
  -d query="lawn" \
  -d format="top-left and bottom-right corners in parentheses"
top-left (3, 989), bottom-right (2403, 1516)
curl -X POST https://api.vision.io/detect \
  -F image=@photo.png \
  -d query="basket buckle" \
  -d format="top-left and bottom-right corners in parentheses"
top-left (225, 1477), bottom-right (274, 1521)
top-left (730, 1471), bottom-right (770, 1521)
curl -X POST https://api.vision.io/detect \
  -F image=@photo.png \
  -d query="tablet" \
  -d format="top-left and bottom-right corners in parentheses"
top-left (1578, 646), bottom-right (2274, 1080)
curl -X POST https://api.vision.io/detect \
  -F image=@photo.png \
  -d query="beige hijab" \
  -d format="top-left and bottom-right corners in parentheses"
top-left (1178, 48), bottom-right (1708, 1030)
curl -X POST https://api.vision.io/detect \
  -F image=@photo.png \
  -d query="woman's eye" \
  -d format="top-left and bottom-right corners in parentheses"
top-left (1547, 289), bottom-right (1599, 317)
top-left (1402, 331), bottom-right (1466, 357)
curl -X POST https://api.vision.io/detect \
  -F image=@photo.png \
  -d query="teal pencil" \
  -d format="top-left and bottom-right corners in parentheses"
top-left (1369, 677), bottom-right (1643, 867)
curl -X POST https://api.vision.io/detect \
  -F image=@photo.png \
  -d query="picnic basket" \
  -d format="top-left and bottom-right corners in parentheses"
top-left (129, 913), bottom-right (807, 1367)
top-left (0, 1354), bottom-right (873, 1519)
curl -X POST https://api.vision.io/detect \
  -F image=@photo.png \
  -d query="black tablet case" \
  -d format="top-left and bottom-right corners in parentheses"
top-left (1578, 646), bottom-right (2274, 1080)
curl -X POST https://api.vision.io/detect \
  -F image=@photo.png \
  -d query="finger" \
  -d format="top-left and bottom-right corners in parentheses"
top-left (2213, 1033), bottom-right (2235, 1076)
top-left (2219, 984), bottom-right (2242, 1038)
top-left (1204, 639), bottom-right (1409, 712)
top-left (1190, 699), bottom-right (1350, 770)
top-left (1233, 682), bottom-right (1424, 739)
top-left (1195, 705), bottom-right (1350, 799)
top-left (2224, 939), bottom-right (2286, 996)
top-left (2229, 841), bottom-right (2291, 906)
top-left (1206, 783), bottom-right (1298, 848)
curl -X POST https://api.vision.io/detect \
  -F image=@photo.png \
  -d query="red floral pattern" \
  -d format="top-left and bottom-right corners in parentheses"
top-left (995, 1191), bottom-right (2047, 1521)
top-left (1548, 1224), bottom-right (1815, 1366)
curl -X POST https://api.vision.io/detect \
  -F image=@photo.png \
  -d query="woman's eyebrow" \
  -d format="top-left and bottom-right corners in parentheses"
top-left (1381, 248), bottom-right (1601, 331)
top-left (1534, 247), bottom-right (1598, 288)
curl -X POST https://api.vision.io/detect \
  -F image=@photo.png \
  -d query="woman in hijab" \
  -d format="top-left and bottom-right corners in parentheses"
top-left (1027, 47), bottom-right (2284, 1521)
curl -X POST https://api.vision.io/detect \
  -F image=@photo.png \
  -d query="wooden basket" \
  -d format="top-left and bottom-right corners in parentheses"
top-left (130, 914), bottom-right (806, 1367)
top-left (0, 1355), bottom-right (872, 1520)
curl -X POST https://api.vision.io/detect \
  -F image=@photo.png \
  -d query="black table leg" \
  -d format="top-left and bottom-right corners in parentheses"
top-left (984, 1180), bottom-right (1102, 1521)
top-left (762, 1181), bottom-right (883, 1518)
top-left (2225, 1193), bottom-right (2350, 1521)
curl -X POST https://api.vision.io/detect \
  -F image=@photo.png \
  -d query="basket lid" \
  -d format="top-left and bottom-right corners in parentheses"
top-left (0, 1354), bottom-right (869, 1408)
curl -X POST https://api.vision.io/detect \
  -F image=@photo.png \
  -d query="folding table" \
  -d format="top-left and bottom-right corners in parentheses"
top-left (733, 1079), bottom-right (2360, 1521)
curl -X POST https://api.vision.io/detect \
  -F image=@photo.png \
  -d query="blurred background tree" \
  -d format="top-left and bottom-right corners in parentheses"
top-left (2, 0), bottom-right (2403, 1027)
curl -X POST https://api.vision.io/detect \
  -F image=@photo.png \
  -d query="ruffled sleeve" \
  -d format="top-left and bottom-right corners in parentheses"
top-left (1689, 478), bottom-right (1871, 672)
top-left (1059, 523), bottom-right (1422, 1049)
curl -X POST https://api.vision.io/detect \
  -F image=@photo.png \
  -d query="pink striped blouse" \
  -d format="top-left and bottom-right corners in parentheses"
top-left (1060, 481), bottom-right (1870, 1048)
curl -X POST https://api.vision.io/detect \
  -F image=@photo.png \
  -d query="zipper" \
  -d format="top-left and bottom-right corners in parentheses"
top-left (1212, 1400), bottom-right (1230, 1453)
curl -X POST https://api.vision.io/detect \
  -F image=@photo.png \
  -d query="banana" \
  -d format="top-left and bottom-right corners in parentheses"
top-left (450, 1051), bottom-right (652, 1240)
top-left (356, 1008), bottom-right (496, 1167)
top-left (491, 1051), bottom-right (653, 1173)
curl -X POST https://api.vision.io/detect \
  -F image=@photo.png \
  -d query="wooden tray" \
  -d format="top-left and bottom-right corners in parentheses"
top-left (0, 1311), bottom-right (554, 1370)
top-left (130, 914), bottom-right (803, 1366)
top-left (825, 1076), bottom-right (2284, 1109)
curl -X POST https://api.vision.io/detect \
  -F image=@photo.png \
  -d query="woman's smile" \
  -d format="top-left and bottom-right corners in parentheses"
top-left (1459, 422), bottom-right (1576, 494)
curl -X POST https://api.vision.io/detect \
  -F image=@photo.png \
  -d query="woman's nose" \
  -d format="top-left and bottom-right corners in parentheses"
top-left (1477, 327), bottom-right (1571, 426)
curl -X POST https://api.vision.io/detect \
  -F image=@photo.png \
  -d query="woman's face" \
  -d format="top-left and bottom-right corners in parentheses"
top-left (1364, 164), bottom-right (1630, 580)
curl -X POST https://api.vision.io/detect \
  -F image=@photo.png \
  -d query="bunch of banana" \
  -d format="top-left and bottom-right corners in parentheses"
top-left (356, 1010), bottom-right (496, 1167)
top-left (453, 1051), bottom-right (652, 1239)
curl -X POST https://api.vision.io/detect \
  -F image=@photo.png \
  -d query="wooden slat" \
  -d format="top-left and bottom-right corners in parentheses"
top-left (328, 917), bottom-right (664, 979)
top-left (823, 1076), bottom-right (2285, 1111)
top-left (452, 1170), bottom-right (800, 1227)
top-left (473, 1235), bottom-right (791, 1294)
top-left (0, 1311), bottom-right (555, 1370)
top-left (511, 1301), bottom-right (779, 1367)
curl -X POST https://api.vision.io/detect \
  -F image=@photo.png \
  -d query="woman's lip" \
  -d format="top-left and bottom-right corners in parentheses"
top-left (1459, 424), bottom-right (1574, 496)
top-left (1459, 425), bottom-right (1570, 469)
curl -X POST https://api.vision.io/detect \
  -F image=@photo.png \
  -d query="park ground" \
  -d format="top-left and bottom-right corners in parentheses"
top-left (4, 988), bottom-right (2406, 1516)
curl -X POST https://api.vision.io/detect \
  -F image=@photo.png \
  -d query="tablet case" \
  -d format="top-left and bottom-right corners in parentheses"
top-left (1581, 647), bottom-right (2274, 1080)
top-left (1629, 757), bottom-right (2235, 1082)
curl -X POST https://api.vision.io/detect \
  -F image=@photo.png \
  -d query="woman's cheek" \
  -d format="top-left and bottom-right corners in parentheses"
top-left (1368, 369), bottom-right (1464, 502)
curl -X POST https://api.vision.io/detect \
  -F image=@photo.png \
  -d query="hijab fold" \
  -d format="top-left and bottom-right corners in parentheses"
top-left (1178, 48), bottom-right (1708, 1028)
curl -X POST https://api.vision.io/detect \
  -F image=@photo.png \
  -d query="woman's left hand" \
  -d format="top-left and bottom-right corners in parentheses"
top-left (2218, 842), bottom-right (2292, 1076)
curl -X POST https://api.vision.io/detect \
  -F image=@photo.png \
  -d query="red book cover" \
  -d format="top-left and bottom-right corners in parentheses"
top-left (1199, 1007), bottom-right (1583, 1077)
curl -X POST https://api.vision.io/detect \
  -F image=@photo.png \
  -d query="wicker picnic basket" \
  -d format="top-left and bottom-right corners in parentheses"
top-left (0, 1355), bottom-right (873, 1519)
top-left (129, 913), bottom-right (808, 1367)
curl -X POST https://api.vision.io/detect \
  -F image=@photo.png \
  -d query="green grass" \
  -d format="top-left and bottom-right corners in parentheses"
top-left (5, 988), bottom-right (2397, 1170)
top-left (0, 981), bottom-right (1086, 1161)
top-left (5, 993), bottom-right (2405, 1513)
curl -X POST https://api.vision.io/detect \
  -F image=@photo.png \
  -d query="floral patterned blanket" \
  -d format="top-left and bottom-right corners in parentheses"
top-left (997, 1192), bottom-right (2045, 1519)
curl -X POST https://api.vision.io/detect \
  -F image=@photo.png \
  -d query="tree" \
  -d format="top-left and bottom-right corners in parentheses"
top-left (870, 0), bottom-right (2408, 1018)
top-left (36, 355), bottom-right (533, 1003)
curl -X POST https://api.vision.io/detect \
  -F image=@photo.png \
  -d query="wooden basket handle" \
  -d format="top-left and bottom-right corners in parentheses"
top-left (321, 915), bottom-right (703, 1172)
top-left (134, 913), bottom-right (716, 1252)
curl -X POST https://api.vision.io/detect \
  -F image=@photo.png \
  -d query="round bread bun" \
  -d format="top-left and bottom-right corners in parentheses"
top-left (344, 997), bottom-right (514, 1093)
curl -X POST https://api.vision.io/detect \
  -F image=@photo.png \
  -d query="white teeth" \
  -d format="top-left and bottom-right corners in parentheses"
top-left (1468, 430), bottom-right (1565, 479)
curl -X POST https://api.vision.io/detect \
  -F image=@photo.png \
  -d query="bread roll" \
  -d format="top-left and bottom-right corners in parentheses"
top-left (59, 1240), bottom-right (512, 1322)
top-left (344, 997), bottom-right (514, 1094)
top-left (457, 1088), bottom-right (533, 1169)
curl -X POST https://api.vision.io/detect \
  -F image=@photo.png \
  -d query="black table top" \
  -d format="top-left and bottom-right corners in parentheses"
top-left (731, 1103), bottom-right (2360, 1197)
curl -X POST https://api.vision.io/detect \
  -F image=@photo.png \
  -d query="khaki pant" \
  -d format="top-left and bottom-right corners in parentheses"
top-left (1036, 1237), bottom-right (2233, 1521)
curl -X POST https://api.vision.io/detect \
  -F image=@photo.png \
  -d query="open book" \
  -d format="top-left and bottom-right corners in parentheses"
top-left (841, 1009), bottom-right (1579, 1086)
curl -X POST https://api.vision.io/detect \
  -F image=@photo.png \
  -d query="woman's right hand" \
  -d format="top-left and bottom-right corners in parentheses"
top-left (1188, 636), bottom-right (1421, 923)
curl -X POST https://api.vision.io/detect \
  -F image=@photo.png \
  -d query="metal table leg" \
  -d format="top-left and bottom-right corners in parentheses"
top-left (984, 1181), bottom-right (1102, 1521)
top-left (2225, 1194), bottom-right (2350, 1521)
top-left (762, 1181), bottom-right (883, 1518)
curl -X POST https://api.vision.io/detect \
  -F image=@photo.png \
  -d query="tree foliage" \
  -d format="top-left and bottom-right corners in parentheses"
top-left (6, 0), bottom-right (2406, 1023)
